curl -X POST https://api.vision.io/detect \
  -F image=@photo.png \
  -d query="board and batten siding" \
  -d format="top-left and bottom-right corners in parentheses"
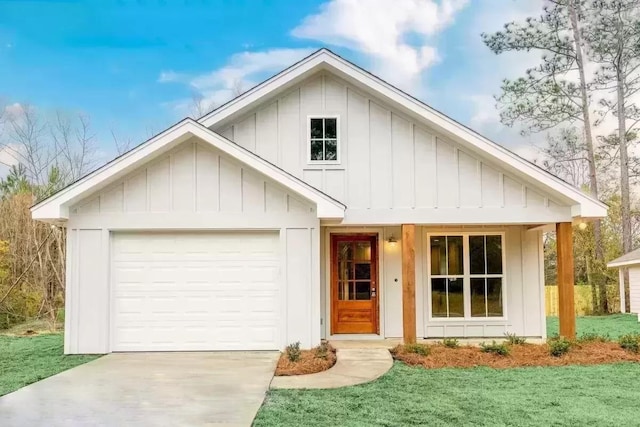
top-left (629, 266), bottom-right (640, 314)
top-left (64, 138), bottom-right (321, 354)
top-left (214, 71), bottom-right (572, 225)
top-left (320, 225), bottom-right (545, 340)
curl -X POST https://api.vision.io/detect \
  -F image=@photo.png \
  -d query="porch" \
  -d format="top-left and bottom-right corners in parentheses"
top-left (320, 223), bottom-right (577, 344)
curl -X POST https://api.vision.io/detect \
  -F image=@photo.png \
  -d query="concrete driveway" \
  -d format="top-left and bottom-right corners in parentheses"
top-left (0, 351), bottom-right (279, 427)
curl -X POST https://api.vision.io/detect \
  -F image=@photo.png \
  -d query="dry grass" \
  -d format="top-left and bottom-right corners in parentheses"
top-left (391, 341), bottom-right (640, 369)
top-left (275, 344), bottom-right (337, 376)
top-left (1, 318), bottom-right (62, 336)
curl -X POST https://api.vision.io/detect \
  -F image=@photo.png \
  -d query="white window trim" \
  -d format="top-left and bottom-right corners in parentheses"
top-left (426, 231), bottom-right (507, 321)
top-left (307, 115), bottom-right (340, 165)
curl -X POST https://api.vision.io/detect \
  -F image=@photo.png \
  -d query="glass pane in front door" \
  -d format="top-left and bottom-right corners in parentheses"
top-left (337, 240), bottom-right (373, 301)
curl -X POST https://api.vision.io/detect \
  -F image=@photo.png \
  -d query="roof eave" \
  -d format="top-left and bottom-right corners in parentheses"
top-left (31, 119), bottom-right (345, 221)
top-left (199, 49), bottom-right (606, 215)
top-left (607, 260), bottom-right (640, 269)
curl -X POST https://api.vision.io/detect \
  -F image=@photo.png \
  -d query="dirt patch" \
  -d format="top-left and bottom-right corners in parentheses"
top-left (391, 342), bottom-right (640, 369)
top-left (275, 344), bottom-right (337, 376)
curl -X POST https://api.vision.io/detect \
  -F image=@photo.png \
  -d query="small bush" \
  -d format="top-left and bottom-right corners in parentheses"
top-left (286, 341), bottom-right (302, 362)
top-left (404, 343), bottom-right (430, 356)
top-left (578, 332), bottom-right (610, 343)
top-left (504, 332), bottom-right (526, 345)
top-left (548, 337), bottom-right (571, 357)
top-left (314, 342), bottom-right (331, 360)
top-left (442, 338), bottom-right (460, 349)
top-left (619, 334), bottom-right (640, 353)
top-left (480, 341), bottom-right (510, 356)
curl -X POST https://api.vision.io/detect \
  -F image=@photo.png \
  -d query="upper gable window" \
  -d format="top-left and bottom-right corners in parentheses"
top-left (309, 116), bottom-right (339, 163)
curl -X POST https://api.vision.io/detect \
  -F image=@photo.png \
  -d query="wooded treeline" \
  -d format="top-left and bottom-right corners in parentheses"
top-left (0, 105), bottom-right (100, 329)
top-left (1, 0), bottom-right (639, 328)
top-left (483, 0), bottom-right (640, 313)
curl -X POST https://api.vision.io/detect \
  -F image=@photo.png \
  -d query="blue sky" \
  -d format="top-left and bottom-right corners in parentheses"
top-left (0, 0), bottom-right (545, 168)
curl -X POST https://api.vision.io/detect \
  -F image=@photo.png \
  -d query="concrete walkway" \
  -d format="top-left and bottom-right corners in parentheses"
top-left (270, 347), bottom-right (392, 389)
top-left (0, 351), bottom-right (279, 427)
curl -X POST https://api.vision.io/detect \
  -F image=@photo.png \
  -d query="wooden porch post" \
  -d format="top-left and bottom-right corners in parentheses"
top-left (619, 268), bottom-right (626, 314)
top-left (556, 222), bottom-right (576, 338)
top-left (402, 224), bottom-right (416, 344)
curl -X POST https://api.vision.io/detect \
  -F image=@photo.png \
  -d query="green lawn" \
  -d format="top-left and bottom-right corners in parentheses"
top-left (257, 315), bottom-right (640, 426)
top-left (0, 334), bottom-right (100, 396)
top-left (547, 314), bottom-right (640, 339)
top-left (255, 362), bottom-right (640, 427)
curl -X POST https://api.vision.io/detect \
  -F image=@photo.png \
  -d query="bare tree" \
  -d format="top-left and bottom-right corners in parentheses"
top-left (5, 105), bottom-right (52, 186)
top-left (110, 128), bottom-right (133, 155)
top-left (51, 111), bottom-right (97, 182)
top-left (190, 91), bottom-right (217, 119)
top-left (231, 78), bottom-right (245, 97)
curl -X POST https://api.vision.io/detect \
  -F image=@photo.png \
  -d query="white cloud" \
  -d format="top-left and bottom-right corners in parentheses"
top-left (292, 0), bottom-right (467, 91)
top-left (159, 48), bottom-right (314, 116)
top-left (157, 70), bottom-right (185, 83)
top-left (4, 102), bottom-right (24, 118)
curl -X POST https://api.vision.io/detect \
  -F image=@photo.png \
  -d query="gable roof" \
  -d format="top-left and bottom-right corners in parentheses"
top-left (199, 48), bottom-right (607, 220)
top-left (31, 118), bottom-right (345, 221)
top-left (607, 249), bottom-right (640, 268)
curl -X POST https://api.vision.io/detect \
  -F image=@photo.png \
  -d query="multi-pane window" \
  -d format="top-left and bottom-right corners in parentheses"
top-left (309, 117), bottom-right (338, 162)
top-left (469, 235), bottom-right (503, 317)
top-left (430, 236), bottom-right (464, 317)
top-left (429, 234), bottom-right (504, 319)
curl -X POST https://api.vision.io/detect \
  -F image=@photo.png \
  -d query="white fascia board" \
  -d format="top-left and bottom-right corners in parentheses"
top-left (607, 260), bottom-right (640, 269)
top-left (571, 203), bottom-right (608, 220)
top-left (199, 49), bottom-right (607, 219)
top-left (31, 119), bottom-right (345, 221)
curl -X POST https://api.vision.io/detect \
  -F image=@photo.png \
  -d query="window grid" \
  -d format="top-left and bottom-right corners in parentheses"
top-left (430, 236), bottom-right (465, 318)
top-left (308, 116), bottom-right (339, 163)
top-left (428, 233), bottom-right (505, 320)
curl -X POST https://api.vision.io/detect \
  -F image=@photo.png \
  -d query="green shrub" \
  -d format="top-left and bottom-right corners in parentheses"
top-left (404, 343), bottom-right (430, 356)
top-left (442, 338), bottom-right (459, 348)
top-left (578, 332), bottom-right (610, 343)
top-left (618, 334), bottom-right (640, 353)
top-left (286, 341), bottom-right (302, 362)
top-left (314, 342), bottom-right (331, 360)
top-left (548, 337), bottom-right (571, 357)
top-left (504, 332), bottom-right (526, 345)
top-left (480, 341), bottom-right (510, 356)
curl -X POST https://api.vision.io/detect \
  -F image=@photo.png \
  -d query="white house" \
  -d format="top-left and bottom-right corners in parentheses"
top-left (608, 249), bottom-right (640, 320)
top-left (31, 49), bottom-right (607, 354)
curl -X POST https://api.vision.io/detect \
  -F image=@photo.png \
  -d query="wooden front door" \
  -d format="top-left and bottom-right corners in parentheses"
top-left (331, 234), bottom-right (379, 334)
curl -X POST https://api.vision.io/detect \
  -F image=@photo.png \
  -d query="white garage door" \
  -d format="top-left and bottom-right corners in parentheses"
top-left (111, 231), bottom-right (281, 351)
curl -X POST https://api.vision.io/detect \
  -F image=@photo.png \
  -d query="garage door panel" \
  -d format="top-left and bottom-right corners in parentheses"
top-left (112, 231), bottom-right (281, 351)
top-left (113, 232), bottom-right (279, 262)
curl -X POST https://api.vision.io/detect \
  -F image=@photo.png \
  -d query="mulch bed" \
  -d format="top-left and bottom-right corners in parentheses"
top-left (391, 342), bottom-right (640, 369)
top-left (275, 344), bottom-right (337, 376)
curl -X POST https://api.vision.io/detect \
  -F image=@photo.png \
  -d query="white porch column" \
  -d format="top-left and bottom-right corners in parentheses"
top-left (619, 268), bottom-right (626, 314)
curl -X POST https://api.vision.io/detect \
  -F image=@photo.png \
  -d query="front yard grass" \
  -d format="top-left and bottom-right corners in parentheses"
top-left (0, 334), bottom-right (99, 396)
top-left (547, 313), bottom-right (640, 339)
top-left (255, 361), bottom-right (640, 426)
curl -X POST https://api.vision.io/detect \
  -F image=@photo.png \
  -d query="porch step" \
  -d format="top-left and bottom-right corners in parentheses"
top-left (328, 339), bottom-right (401, 350)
